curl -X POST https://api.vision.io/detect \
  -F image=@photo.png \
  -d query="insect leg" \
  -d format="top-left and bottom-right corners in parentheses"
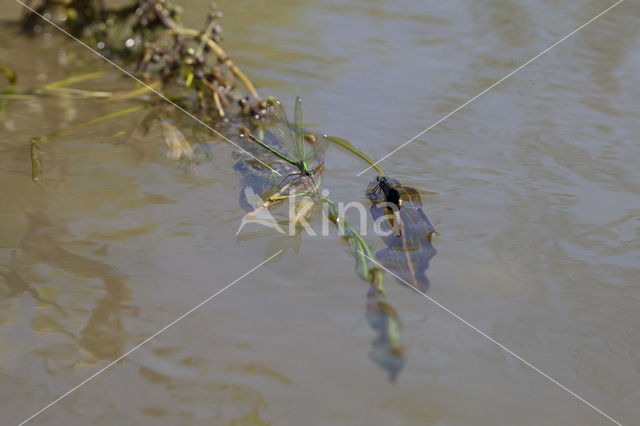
top-left (278, 172), bottom-right (299, 187)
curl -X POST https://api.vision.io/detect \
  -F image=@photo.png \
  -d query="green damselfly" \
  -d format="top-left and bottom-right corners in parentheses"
top-left (248, 96), bottom-right (327, 190)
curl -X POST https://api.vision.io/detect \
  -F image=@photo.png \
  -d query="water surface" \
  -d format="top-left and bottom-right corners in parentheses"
top-left (1, 0), bottom-right (639, 424)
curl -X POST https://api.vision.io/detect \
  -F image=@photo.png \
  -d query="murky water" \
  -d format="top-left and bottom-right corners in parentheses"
top-left (2, 0), bottom-right (639, 425)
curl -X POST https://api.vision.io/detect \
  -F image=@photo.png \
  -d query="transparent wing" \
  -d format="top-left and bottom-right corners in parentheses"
top-left (265, 97), bottom-right (326, 166)
top-left (395, 185), bottom-right (422, 209)
top-left (304, 133), bottom-right (328, 164)
top-left (293, 97), bottom-right (307, 163)
top-left (265, 98), bottom-right (302, 163)
top-left (386, 177), bottom-right (402, 187)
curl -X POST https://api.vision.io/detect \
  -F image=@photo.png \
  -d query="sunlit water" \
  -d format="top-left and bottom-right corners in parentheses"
top-left (1, 0), bottom-right (639, 425)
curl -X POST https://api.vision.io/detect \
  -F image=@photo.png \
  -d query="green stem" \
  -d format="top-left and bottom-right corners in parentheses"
top-left (42, 87), bottom-right (113, 98)
top-left (44, 71), bottom-right (110, 89)
top-left (0, 62), bottom-right (16, 86)
top-left (33, 105), bottom-right (145, 145)
top-left (318, 196), bottom-right (385, 292)
top-left (0, 61), bottom-right (16, 115)
top-left (326, 135), bottom-right (384, 176)
top-left (30, 104), bottom-right (146, 181)
top-left (196, 18), bottom-right (217, 58)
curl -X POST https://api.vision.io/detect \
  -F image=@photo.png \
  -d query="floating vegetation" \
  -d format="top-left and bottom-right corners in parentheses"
top-left (0, 61), bottom-right (17, 114)
top-left (30, 105), bottom-right (146, 182)
top-left (5, 0), bottom-right (439, 381)
top-left (18, 0), bottom-right (265, 119)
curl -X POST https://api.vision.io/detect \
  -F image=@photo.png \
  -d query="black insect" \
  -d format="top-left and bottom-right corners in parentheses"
top-left (371, 176), bottom-right (402, 210)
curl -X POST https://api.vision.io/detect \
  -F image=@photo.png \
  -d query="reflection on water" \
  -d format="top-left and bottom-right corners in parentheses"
top-left (2, 205), bottom-right (133, 368)
top-left (232, 124), bottom-right (410, 380)
top-left (1, 0), bottom-right (640, 424)
top-left (366, 285), bottom-right (405, 381)
top-left (367, 177), bottom-right (437, 293)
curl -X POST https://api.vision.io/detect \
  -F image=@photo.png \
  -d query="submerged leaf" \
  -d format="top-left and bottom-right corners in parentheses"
top-left (0, 61), bottom-right (17, 86)
top-left (160, 121), bottom-right (193, 160)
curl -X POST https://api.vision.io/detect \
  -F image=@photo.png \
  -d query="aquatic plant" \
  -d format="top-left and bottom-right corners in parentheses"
top-left (4, 0), bottom-right (438, 381)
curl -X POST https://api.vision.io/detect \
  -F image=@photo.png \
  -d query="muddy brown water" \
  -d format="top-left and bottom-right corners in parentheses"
top-left (1, 0), bottom-right (639, 424)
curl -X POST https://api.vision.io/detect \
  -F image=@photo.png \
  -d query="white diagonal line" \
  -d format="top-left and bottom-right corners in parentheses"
top-left (14, 0), bottom-right (281, 176)
top-left (17, 249), bottom-right (283, 426)
top-left (357, 0), bottom-right (625, 176)
top-left (358, 251), bottom-right (622, 425)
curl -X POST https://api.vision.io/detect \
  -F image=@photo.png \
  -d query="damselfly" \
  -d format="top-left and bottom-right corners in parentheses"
top-left (371, 176), bottom-right (403, 210)
top-left (248, 96), bottom-right (327, 190)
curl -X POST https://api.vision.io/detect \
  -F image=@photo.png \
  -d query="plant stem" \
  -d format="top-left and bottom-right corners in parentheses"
top-left (109, 80), bottom-right (161, 100)
top-left (30, 104), bottom-right (146, 181)
top-left (0, 62), bottom-right (17, 115)
top-left (200, 77), bottom-right (225, 116)
top-left (325, 135), bottom-right (385, 175)
top-left (30, 140), bottom-right (42, 182)
top-left (0, 62), bottom-right (17, 85)
top-left (318, 196), bottom-right (385, 291)
top-left (44, 71), bottom-right (110, 89)
top-left (166, 28), bottom-right (260, 100)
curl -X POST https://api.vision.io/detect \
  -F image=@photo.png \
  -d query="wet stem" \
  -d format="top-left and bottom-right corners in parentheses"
top-left (29, 105), bottom-right (146, 182)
